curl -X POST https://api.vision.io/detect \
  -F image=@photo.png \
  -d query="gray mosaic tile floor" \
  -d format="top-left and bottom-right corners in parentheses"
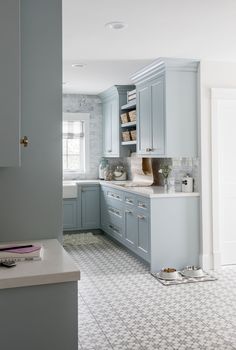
top-left (64, 233), bottom-right (236, 350)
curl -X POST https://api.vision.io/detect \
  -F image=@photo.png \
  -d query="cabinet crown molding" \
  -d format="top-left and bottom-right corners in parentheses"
top-left (131, 58), bottom-right (199, 84)
top-left (99, 85), bottom-right (135, 102)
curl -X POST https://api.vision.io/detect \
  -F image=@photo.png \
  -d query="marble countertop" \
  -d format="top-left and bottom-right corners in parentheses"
top-left (62, 179), bottom-right (200, 198)
top-left (0, 239), bottom-right (80, 290)
top-left (100, 181), bottom-right (200, 198)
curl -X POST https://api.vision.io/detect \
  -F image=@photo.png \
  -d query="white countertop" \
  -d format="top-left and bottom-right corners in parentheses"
top-left (0, 239), bottom-right (80, 290)
top-left (100, 181), bottom-right (200, 198)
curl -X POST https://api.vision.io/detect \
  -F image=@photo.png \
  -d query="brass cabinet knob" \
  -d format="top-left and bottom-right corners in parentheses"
top-left (20, 136), bottom-right (29, 147)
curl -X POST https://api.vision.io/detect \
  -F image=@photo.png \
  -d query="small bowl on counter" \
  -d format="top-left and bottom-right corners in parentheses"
top-left (181, 266), bottom-right (205, 278)
top-left (159, 268), bottom-right (180, 280)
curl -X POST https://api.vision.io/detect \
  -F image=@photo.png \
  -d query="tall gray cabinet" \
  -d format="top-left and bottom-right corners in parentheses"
top-left (0, 1), bottom-right (21, 166)
top-left (131, 58), bottom-right (199, 157)
top-left (99, 85), bottom-right (135, 157)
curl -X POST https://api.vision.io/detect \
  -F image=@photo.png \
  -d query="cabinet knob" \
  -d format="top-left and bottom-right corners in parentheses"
top-left (146, 148), bottom-right (152, 152)
top-left (20, 136), bottom-right (29, 147)
top-left (107, 149), bottom-right (112, 153)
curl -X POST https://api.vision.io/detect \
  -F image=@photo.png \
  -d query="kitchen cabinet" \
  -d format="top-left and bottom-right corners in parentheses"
top-left (0, 1), bottom-right (21, 166)
top-left (63, 184), bottom-right (100, 231)
top-left (63, 199), bottom-right (77, 230)
top-left (81, 186), bottom-right (100, 229)
top-left (131, 58), bottom-right (199, 157)
top-left (99, 85), bottom-right (135, 158)
top-left (101, 185), bottom-right (150, 262)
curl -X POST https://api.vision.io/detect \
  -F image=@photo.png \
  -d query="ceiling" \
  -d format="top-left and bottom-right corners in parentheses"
top-left (63, 0), bottom-right (236, 94)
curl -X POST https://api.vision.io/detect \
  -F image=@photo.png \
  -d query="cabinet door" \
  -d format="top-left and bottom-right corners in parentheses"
top-left (0, 1), bottom-right (20, 166)
top-left (63, 200), bottom-right (77, 230)
top-left (137, 212), bottom-right (150, 261)
top-left (81, 186), bottom-right (100, 229)
top-left (103, 102), bottom-right (112, 156)
top-left (151, 76), bottom-right (165, 156)
top-left (124, 207), bottom-right (137, 248)
top-left (136, 85), bottom-right (152, 155)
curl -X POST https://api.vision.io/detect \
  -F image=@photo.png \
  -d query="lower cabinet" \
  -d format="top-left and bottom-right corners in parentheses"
top-left (81, 186), bottom-right (100, 229)
top-left (63, 200), bottom-right (77, 230)
top-left (124, 206), bottom-right (150, 261)
top-left (63, 185), bottom-right (100, 231)
top-left (101, 185), bottom-right (150, 262)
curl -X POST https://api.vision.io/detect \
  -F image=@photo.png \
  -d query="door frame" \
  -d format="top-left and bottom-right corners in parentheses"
top-left (211, 88), bottom-right (236, 268)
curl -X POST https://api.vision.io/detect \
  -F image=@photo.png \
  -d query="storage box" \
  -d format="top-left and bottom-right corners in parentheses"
top-left (128, 110), bottom-right (136, 122)
top-left (120, 112), bottom-right (129, 124)
top-left (130, 129), bottom-right (137, 141)
top-left (122, 130), bottom-right (131, 142)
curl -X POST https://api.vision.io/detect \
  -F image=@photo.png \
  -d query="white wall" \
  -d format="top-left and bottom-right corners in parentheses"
top-left (200, 61), bottom-right (236, 269)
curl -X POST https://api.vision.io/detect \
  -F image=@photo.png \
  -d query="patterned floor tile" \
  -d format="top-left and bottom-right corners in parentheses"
top-left (64, 232), bottom-right (236, 350)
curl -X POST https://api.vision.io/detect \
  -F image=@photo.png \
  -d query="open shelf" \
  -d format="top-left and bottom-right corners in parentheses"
top-left (121, 140), bottom-right (137, 146)
top-left (121, 121), bottom-right (136, 128)
top-left (121, 100), bottom-right (136, 110)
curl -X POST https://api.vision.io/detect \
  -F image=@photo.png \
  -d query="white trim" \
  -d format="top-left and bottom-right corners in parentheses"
top-left (63, 112), bottom-right (90, 175)
top-left (211, 88), bottom-right (236, 269)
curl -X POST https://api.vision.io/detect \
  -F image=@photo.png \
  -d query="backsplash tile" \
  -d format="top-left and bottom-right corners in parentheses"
top-left (107, 156), bottom-right (200, 192)
top-left (63, 94), bottom-right (103, 179)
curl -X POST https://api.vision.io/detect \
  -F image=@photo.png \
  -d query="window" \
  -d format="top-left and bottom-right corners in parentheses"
top-left (63, 113), bottom-right (89, 174)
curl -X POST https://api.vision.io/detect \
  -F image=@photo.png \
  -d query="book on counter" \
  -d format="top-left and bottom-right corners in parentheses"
top-left (0, 244), bottom-right (42, 262)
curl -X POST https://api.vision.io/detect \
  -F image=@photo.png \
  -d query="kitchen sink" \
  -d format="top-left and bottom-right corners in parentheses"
top-left (63, 181), bottom-right (77, 199)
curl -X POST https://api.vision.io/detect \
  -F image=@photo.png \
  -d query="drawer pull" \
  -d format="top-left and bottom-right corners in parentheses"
top-left (126, 199), bottom-right (133, 204)
top-left (116, 195), bottom-right (121, 199)
top-left (138, 203), bottom-right (147, 209)
top-left (137, 215), bottom-right (145, 220)
top-left (125, 209), bottom-right (132, 214)
top-left (145, 147), bottom-right (152, 152)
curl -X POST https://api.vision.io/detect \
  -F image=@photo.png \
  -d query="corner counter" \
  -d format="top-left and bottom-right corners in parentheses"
top-left (0, 239), bottom-right (80, 350)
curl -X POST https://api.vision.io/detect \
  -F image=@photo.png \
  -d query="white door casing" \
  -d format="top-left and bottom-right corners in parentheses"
top-left (212, 88), bottom-right (236, 267)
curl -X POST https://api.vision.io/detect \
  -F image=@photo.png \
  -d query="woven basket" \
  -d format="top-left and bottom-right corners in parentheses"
top-left (128, 110), bottom-right (136, 122)
top-left (130, 129), bottom-right (137, 141)
top-left (122, 130), bottom-right (131, 142)
top-left (120, 113), bottom-right (129, 124)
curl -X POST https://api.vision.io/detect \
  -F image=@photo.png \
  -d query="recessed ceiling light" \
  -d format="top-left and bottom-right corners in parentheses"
top-left (105, 21), bottom-right (127, 30)
top-left (72, 63), bottom-right (86, 68)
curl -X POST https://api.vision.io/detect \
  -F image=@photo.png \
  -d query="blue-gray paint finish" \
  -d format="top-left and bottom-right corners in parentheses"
top-left (0, 0), bottom-right (20, 166)
top-left (0, 0), bottom-right (62, 242)
top-left (133, 58), bottom-right (199, 158)
top-left (63, 199), bottom-right (77, 230)
top-left (150, 197), bottom-right (200, 272)
top-left (81, 185), bottom-right (100, 229)
top-left (0, 282), bottom-right (78, 350)
top-left (99, 85), bottom-right (135, 158)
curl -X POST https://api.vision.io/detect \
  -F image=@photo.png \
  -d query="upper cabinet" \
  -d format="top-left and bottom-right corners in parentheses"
top-left (131, 58), bottom-right (199, 158)
top-left (0, 1), bottom-right (21, 166)
top-left (99, 85), bottom-right (135, 158)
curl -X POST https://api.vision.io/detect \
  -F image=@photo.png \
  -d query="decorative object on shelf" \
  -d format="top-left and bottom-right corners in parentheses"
top-left (158, 164), bottom-right (172, 191)
top-left (182, 174), bottom-right (193, 193)
top-left (113, 165), bottom-right (127, 181)
top-left (99, 157), bottom-right (108, 180)
top-left (127, 89), bottom-right (136, 102)
top-left (168, 177), bottom-right (175, 192)
top-left (122, 130), bottom-right (131, 142)
top-left (104, 166), bottom-right (113, 181)
top-left (120, 112), bottom-right (129, 124)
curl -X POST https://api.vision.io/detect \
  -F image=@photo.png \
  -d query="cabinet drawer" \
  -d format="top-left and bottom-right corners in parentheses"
top-left (102, 186), bottom-right (123, 202)
top-left (136, 197), bottom-right (150, 211)
top-left (107, 222), bottom-right (123, 240)
top-left (124, 193), bottom-right (136, 206)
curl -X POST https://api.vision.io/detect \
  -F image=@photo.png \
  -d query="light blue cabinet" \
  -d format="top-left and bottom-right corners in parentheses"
top-left (0, 1), bottom-right (21, 167)
top-left (132, 58), bottom-right (199, 158)
top-left (63, 185), bottom-right (100, 231)
top-left (81, 186), bottom-right (100, 229)
top-left (101, 185), bottom-right (150, 262)
top-left (136, 77), bottom-right (165, 156)
top-left (63, 199), bottom-right (77, 230)
top-left (99, 85), bottom-right (135, 158)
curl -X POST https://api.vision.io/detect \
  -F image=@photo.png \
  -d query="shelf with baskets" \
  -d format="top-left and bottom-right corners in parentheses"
top-left (120, 92), bottom-right (136, 146)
